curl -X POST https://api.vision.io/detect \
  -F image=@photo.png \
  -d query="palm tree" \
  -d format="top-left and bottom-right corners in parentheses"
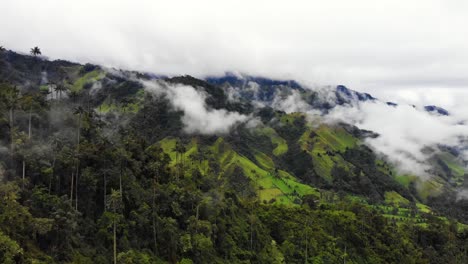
top-left (173, 140), bottom-right (186, 181)
top-left (30, 46), bottom-right (41, 57)
top-left (106, 189), bottom-right (123, 264)
top-left (0, 84), bottom-right (23, 183)
top-left (54, 83), bottom-right (67, 100)
top-left (73, 106), bottom-right (84, 145)
top-left (69, 90), bottom-right (79, 104)
top-left (150, 160), bottom-right (161, 253)
top-left (71, 106), bottom-right (84, 208)
top-left (48, 137), bottom-right (62, 194)
top-left (19, 93), bottom-right (41, 182)
top-left (0, 84), bottom-right (21, 167)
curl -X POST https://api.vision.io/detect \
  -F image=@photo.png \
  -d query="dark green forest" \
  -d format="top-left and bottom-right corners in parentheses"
top-left (1, 49), bottom-right (468, 263)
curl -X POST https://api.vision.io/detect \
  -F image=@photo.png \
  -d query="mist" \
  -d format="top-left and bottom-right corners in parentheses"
top-left (2, 0), bottom-right (468, 98)
top-left (143, 80), bottom-right (251, 134)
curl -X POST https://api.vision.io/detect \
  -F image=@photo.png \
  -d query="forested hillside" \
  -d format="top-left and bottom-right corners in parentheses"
top-left (1, 49), bottom-right (468, 263)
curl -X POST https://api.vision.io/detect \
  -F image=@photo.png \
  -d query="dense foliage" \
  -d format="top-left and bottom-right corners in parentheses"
top-left (1, 49), bottom-right (468, 263)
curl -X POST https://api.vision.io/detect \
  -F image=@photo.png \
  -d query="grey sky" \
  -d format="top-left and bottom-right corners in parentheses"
top-left (1, 0), bottom-right (468, 108)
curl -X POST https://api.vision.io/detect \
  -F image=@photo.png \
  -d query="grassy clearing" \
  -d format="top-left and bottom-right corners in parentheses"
top-left (299, 126), bottom-right (357, 181)
top-left (256, 127), bottom-right (288, 156)
top-left (394, 175), bottom-right (417, 188)
top-left (315, 125), bottom-right (357, 152)
top-left (419, 179), bottom-right (444, 201)
top-left (384, 191), bottom-right (410, 207)
top-left (254, 151), bottom-right (275, 170)
top-left (416, 203), bottom-right (431, 213)
top-left (71, 70), bottom-right (103, 92)
top-left (159, 137), bottom-right (318, 205)
top-left (438, 152), bottom-right (466, 185)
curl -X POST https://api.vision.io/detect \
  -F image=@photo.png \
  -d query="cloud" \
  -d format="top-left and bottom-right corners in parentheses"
top-left (143, 80), bottom-right (250, 134)
top-left (457, 189), bottom-right (468, 201)
top-left (1, 0), bottom-right (468, 95)
top-left (271, 90), bottom-right (311, 113)
top-left (325, 101), bottom-right (468, 176)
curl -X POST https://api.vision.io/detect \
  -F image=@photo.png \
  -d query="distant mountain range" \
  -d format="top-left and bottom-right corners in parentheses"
top-left (205, 73), bottom-right (450, 115)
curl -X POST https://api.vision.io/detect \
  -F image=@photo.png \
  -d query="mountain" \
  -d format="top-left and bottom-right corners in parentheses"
top-left (1, 49), bottom-right (468, 263)
top-left (206, 73), bottom-right (450, 116)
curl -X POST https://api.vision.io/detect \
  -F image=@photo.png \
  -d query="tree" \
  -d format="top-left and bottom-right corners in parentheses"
top-left (173, 140), bottom-right (186, 181)
top-left (48, 137), bottom-right (62, 194)
top-left (106, 189), bottom-right (123, 264)
top-left (19, 93), bottom-right (45, 182)
top-left (0, 84), bottom-right (22, 178)
top-left (69, 90), bottom-right (79, 103)
top-left (53, 83), bottom-right (68, 101)
top-left (149, 160), bottom-right (162, 253)
top-left (30, 46), bottom-right (41, 57)
top-left (0, 231), bottom-right (23, 264)
top-left (0, 84), bottom-right (21, 149)
top-left (71, 106), bottom-right (84, 208)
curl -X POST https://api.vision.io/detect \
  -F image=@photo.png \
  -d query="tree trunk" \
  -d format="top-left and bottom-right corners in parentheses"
top-left (75, 114), bottom-right (81, 210)
top-left (152, 177), bottom-right (157, 253)
top-left (113, 217), bottom-right (117, 264)
top-left (22, 108), bottom-right (32, 187)
top-left (196, 204), bottom-right (200, 234)
top-left (49, 155), bottom-right (56, 194)
top-left (22, 161), bottom-right (25, 182)
top-left (250, 220), bottom-right (253, 251)
top-left (104, 173), bottom-right (107, 211)
top-left (28, 107), bottom-right (32, 138)
top-left (70, 170), bottom-right (74, 204)
top-left (305, 226), bottom-right (308, 264)
top-left (75, 162), bottom-right (79, 210)
top-left (119, 160), bottom-right (124, 201)
top-left (9, 108), bottom-right (14, 169)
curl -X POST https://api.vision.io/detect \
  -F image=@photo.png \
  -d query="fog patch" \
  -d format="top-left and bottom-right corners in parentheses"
top-left (325, 101), bottom-right (468, 177)
top-left (143, 80), bottom-right (251, 134)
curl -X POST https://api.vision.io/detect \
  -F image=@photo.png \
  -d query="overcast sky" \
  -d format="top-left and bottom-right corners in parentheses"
top-left (2, 0), bottom-right (468, 109)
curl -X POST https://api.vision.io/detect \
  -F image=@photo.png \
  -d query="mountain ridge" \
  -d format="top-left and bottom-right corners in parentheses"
top-left (1, 49), bottom-right (468, 263)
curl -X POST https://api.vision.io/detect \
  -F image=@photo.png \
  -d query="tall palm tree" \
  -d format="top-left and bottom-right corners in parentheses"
top-left (54, 83), bottom-right (68, 100)
top-left (106, 189), bottom-right (123, 264)
top-left (69, 90), bottom-right (79, 104)
top-left (173, 140), bottom-right (186, 181)
top-left (0, 84), bottom-right (21, 165)
top-left (150, 160), bottom-right (161, 253)
top-left (19, 93), bottom-right (41, 182)
top-left (48, 137), bottom-right (62, 194)
top-left (71, 106), bottom-right (85, 208)
top-left (30, 46), bottom-right (41, 57)
top-left (0, 84), bottom-right (23, 183)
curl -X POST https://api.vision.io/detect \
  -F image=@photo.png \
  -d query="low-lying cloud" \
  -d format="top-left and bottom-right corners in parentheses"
top-left (143, 81), bottom-right (250, 134)
top-left (252, 83), bottom-right (468, 178)
top-left (327, 101), bottom-right (468, 176)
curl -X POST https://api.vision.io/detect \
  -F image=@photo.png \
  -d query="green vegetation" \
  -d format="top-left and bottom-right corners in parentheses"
top-left (255, 127), bottom-right (288, 156)
top-left (71, 69), bottom-right (103, 92)
top-left (438, 152), bottom-right (466, 185)
top-left (1, 50), bottom-right (468, 263)
top-left (385, 191), bottom-right (410, 207)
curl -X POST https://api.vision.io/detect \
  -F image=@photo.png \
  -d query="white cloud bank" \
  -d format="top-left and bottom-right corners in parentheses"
top-left (1, 0), bottom-right (468, 95)
top-left (326, 101), bottom-right (468, 176)
top-left (254, 84), bottom-right (468, 177)
top-left (143, 81), bottom-right (250, 134)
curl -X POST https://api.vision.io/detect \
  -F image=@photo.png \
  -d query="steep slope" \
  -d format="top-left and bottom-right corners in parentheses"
top-left (1, 50), bottom-right (468, 263)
